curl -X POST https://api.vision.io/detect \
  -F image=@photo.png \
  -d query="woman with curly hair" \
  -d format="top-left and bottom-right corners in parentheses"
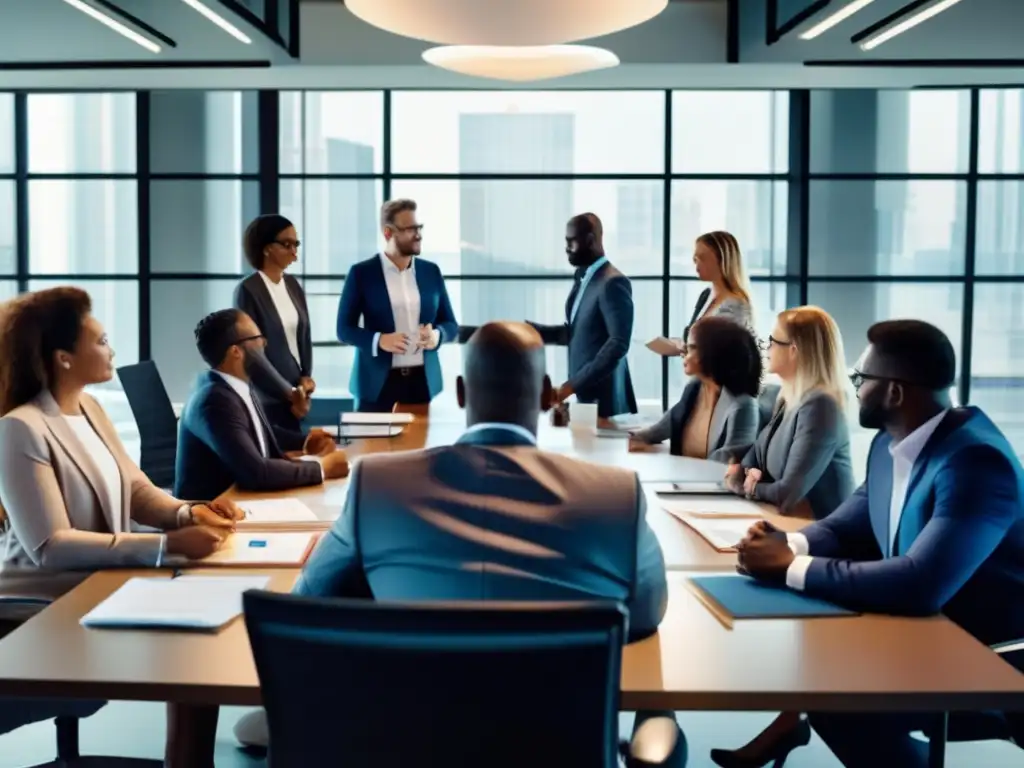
top-left (629, 315), bottom-right (762, 461)
top-left (0, 287), bottom-right (243, 599)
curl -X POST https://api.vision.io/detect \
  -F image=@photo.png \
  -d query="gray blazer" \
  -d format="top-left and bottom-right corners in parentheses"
top-left (294, 425), bottom-right (668, 641)
top-left (741, 390), bottom-right (856, 519)
top-left (683, 288), bottom-right (754, 342)
top-left (0, 390), bottom-right (190, 600)
top-left (632, 380), bottom-right (759, 462)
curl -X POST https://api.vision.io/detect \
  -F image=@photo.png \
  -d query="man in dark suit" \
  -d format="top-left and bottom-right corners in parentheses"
top-left (731, 320), bottom-right (1024, 768)
top-left (529, 213), bottom-right (637, 419)
top-left (335, 198), bottom-right (459, 412)
top-left (174, 309), bottom-right (350, 501)
top-left (233, 322), bottom-right (681, 766)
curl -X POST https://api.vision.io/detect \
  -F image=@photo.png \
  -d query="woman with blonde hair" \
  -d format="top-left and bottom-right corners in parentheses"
top-left (724, 305), bottom-right (855, 521)
top-left (682, 231), bottom-right (755, 342)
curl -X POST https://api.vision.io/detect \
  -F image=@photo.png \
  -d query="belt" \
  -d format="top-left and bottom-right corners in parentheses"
top-left (393, 366), bottom-right (423, 377)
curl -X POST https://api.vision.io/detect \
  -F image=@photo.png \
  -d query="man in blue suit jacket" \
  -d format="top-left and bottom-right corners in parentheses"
top-left (529, 213), bottom-right (637, 419)
top-left (336, 199), bottom-right (458, 412)
top-left (733, 320), bottom-right (1024, 768)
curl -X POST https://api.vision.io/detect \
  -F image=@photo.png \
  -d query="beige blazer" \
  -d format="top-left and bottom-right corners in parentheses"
top-left (0, 390), bottom-right (188, 598)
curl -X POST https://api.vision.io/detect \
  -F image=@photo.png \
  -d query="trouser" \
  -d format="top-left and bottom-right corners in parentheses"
top-left (357, 367), bottom-right (430, 413)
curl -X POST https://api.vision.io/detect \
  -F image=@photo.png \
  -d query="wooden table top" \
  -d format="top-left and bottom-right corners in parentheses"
top-left (0, 569), bottom-right (1020, 713)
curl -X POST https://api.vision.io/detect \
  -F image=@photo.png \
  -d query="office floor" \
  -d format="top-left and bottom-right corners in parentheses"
top-left (2, 703), bottom-right (1023, 767)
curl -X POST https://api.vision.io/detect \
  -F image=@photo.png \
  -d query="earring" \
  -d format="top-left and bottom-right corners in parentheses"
top-left (61, 361), bottom-right (71, 370)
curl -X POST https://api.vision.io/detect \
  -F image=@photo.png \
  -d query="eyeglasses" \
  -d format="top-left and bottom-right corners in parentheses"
top-left (848, 370), bottom-right (923, 392)
top-left (233, 334), bottom-right (265, 346)
top-left (274, 239), bottom-right (301, 250)
top-left (392, 224), bottom-right (425, 235)
top-left (759, 335), bottom-right (793, 351)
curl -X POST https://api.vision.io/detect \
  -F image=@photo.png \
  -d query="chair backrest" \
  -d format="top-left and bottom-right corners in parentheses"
top-left (244, 591), bottom-right (626, 768)
top-left (116, 362), bottom-right (178, 489)
top-left (758, 383), bottom-right (782, 429)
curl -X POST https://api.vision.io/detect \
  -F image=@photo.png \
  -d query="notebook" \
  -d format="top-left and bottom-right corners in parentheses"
top-left (650, 482), bottom-right (732, 497)
top-left (80, 575), bottom-right (271, 631)
top-left (689, 575), bottom-right (857, 619)
top-left (236, 498), bottom-right (326, 531)
top-left (661, 496), bottom-right (765, 519)
top-left (673, 516), bottom-right (755, 552)
top-left (646, 337), bottom-right (682, 357)
top-left (341, 412), bottom-right (415, 425)
top-left (188, 532), bottom-right (320, 567)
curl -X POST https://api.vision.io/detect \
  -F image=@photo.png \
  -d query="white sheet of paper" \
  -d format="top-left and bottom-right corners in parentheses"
top-left (650, 482), bottom-right (731, 496)
top-left (646, 336), bottom-right (682, 356)
top-left (80, 576), bottom-right (270, 631)
top-left (341, 412), bottom-right (415, 425)
top-left (676, 517), bottom-right (756, 552)
top-left (197, 532), bottom-right (318, 566)
top-left (661, 495), bottom-right (765, 519)
top-left (239, 498), bottom-right (318, 524)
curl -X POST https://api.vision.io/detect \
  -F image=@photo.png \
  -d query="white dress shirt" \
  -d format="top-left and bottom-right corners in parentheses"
top-left (569, 256), bottom-right (608, 323)
top-left (785, 409), bottom-right (949, 590)
top-left (216, 371), bottom-right (268, 457)
top-left (462, 422), bottom-right (538, 445)
top-left (258, 271), bottom-right (302, 367)
top-left (370, 254), bottom-right (441, 368)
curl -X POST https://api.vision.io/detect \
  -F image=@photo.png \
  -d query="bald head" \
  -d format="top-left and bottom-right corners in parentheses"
top-left (457, 322), bottom-right (552, 431)
top-left (566, 212), bottom-right (604, 267)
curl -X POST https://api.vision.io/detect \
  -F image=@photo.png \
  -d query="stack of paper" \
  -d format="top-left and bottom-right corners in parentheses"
top-left (237, 498), bottom-right (326, 530)
top-left (662, 496), bottom-right (765, 519)
top-left (80, 575), bottom-right (271, 631)
top-left (650, 481), bottom-right (731, 496)
top-left (193, 532), bottom-right (320, 567)
top-left (676, 516), bottom-right (756, 553)
top-left (341, 412), bottom-right (415, 425)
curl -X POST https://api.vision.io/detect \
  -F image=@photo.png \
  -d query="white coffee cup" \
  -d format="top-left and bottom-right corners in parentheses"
top-left (569, 402), bottom-right (598, 433)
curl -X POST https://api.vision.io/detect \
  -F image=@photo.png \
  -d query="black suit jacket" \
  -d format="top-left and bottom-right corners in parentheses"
top-left (174, 371), bottom-right (321, 500)
top-left (233, 272), bottom-right (312, 399)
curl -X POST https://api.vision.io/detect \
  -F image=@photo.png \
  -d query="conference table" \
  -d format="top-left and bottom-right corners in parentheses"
top-left (0, 408), bottom-right (1022, 767)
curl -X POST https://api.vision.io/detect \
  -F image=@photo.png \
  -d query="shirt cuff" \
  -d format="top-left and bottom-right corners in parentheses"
top-left (432, 328), bottom-right (442, 347)
top-left (175, 503), bottom-right (193, 529)
top-left (787, 532), bottom-right (810, 556)
top-left (786, 555), bottom-right (814, 591)
top-left (157, 534), bottom-right (167, 568)
top-left (300, 455), bottom-right (326, 482)
top-left (372, 331), bottom-right (381, 357)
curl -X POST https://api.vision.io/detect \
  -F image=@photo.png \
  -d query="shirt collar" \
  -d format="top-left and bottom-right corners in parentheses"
top-left (889, 409), bottom-right (949, 463)
top-left (380, 252), bottom-right (415, 274)
top-left (581, 255), bottom-right (608, 281)
top-left (258, 270), bottom-right (284, 289)
top-left (461, 422), bottom-right (538, 446)
top-left (214, 370), bottom-right (253, 401)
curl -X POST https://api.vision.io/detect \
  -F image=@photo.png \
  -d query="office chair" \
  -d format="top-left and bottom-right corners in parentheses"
top-left (244, 590), bottom-right (626, 768)
top-left (116, 362), bottom-right (178, 490)
top-left (0, 597), bottom-right (159, 767)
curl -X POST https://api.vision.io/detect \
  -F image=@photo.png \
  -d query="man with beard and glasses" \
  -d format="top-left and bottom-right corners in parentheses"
top-left (728, 319), bottom-right (1024, 768)
top-left (174, 309), bottom-right (350, 501)
top-left (336, 198), bottom-right (458, 412)
top-left (528, 212), bottom-right (637, 420)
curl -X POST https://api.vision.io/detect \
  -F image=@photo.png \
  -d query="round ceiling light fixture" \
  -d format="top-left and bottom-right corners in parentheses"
top-left (422, 45), bottom-right (620, 82)
top-left (345, 0), bottom-right (668, 46)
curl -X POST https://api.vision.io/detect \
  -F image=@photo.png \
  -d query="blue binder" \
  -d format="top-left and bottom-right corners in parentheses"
top-left (690, 575), bottom-right (857, 619)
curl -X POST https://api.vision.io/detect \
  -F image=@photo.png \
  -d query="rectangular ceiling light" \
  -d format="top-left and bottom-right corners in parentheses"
top-left (61, 0), bottom-right (161, 53)
top-left (859, 0), bottom-right (963, 51)
top-left (180, 0), bottom-right (253, 44)
top-left (799, 0), bottom-right (877, 40)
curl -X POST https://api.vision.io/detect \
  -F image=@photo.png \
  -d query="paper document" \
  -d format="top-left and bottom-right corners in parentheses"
top-left (677, 517), bottom-right (757, 552)
top-left (662, 496), bottom-right (765, 519)
top-left (646, 336), bottom-right (682, 356)
top-left (650, 481), bottom-right (731, 496)
top-left (341, 412), bottom-right (415, 425)
top-left (338, 424), bottom-right (404, 438)
top-left (236, 498), bottom-right (326, 531)
top-left (194, 532), bottom-right (319, 566)
top-left (80, 575), bottom-right (270, 631)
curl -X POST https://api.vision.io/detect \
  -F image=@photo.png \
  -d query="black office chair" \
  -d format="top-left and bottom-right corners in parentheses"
top-left (0, 597), bottom-right (159, 767)
top-left (117, 362), bottom-right (178, 490)
top-left (243, 591), bottom-right (626, 768)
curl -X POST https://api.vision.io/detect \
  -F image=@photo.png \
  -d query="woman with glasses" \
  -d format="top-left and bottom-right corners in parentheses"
top-left (724, 306), bottom-right (856, 521)
top-left (234, 214), bottom-right (314, 434)
top-left (682, 231), bottom-right (755, 344)
top-left (629, 316), bottom-right (762, 461)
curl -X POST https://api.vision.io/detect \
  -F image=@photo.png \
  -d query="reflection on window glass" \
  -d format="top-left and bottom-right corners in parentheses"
top-left (979, 89), bottom-right (1024, 174)
top-left (28, 280), bottom-right (139, 365)
top-left (972, 284), bottom-right (1024, 462)
top-left (280, 179), bottom-right (383, 275)
top-left (150, 181), bottom-right (259, 274)
top-left (0, 94), bottom-right (12, 173)
top-left (0, 281), bottom-right (16, 303)
top-left (0, 181), bottom-right (14, 274)
top-left (808, 180), bottom-right (967, 276)
top-left (150, 91), bottom-right (258, 174)
top-left (302, 278), bottom-right (343, 344)
top-left (391, 91), bottom-right (665, 174)
top-left (28, 93), bottom-right (137, 174)
top-left (279, 91), bottom-right (384, 175)
top-left (29, 180), bottom-right (138, 274)
top-left (670, 181), bottom-right (787, 277)
top-left (672, 91), bottom-right (788, 173)
top-left (391, 179), bottom-right (664, 277)
top-left (810, 90), bottom-right (970, 174)
top-left (976, 181), bottom-right (1024, 275)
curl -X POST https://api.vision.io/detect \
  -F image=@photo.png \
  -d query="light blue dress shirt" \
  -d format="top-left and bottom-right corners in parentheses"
top-left (569, 256), bottom-right (608, 323)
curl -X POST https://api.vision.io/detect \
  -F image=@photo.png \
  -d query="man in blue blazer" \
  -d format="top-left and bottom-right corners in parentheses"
top-left (734, 320), bottom-right (1024, 768)
top-left (336, 199), bottom-right (458, 412)
top-left (529, 213), bottom-right (637, 419)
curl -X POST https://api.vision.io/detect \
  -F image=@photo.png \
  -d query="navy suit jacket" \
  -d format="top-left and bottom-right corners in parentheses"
top-left (174, 371), bottom-right (322, 500)
top-left (335, 255), bottom-right (458, 403)
top-left (530, 260), bottom-right (637, 419)
top-left (293, 426), bottom-right (668, 642)
top-left (798, 407), bottom-right (1024, 648)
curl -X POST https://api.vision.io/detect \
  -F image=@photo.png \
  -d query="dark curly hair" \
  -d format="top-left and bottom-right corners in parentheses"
top-left (688, 315), bottom-right (762, 397)
top-left (242, 214), bottom-right (294, 271)
top-left (0, 287), bottom-right (92, 416)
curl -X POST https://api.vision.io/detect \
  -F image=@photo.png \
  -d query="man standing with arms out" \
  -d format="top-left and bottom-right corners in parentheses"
top-left (336, 199), bottom-right (459, 412)
top-left (528, 213), bottom-right (637, 420)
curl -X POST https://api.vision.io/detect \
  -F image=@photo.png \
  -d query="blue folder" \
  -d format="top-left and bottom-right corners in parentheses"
top-left (690, 575), bottom-right (858, 619)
